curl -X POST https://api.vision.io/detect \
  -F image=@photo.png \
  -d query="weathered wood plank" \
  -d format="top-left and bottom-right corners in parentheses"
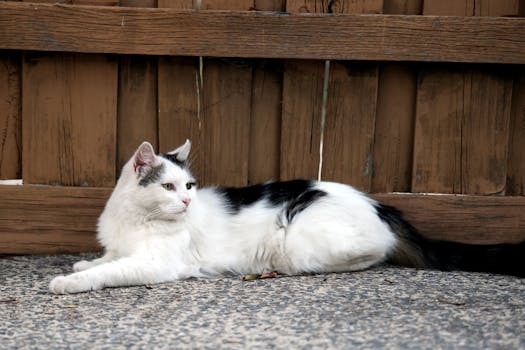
top-left (280, 60), bottom-right (323, 180)
top-left (413, 1), bottom-right (516, 195)
top-left (280, 1), bottom-right (325, 182)
top-left (1, 185), bottom-right (523, 254)
top-left (22, 53), bottom-right (118, 187)
top-left (195, 0), bottom-right (254, 188)
top-left (248, 59), bottom-right (283, 184)
top-left (117, 0), bottom-right (158, 173)
top-left (247, 0), bottom-right (284, 184)
top-left (0, 54), bottom-right (21, 180)
top-left (371, 0), bottom-right (421, 192)
top-left (282, 0), bottom-right (382, 186)
top-left (1, 2), bottom-right (524, 63)
top-left (460, 69), bottom-right (513, 194)
top-left (0, 186), bottom-right (108, 254)
top-left (157, 0), bottom-right (202, 184)
top-left (507, 68), bottom-right (525, 195)
top-left (372, 193), bottom-right (525, 245)
top-left (321, 61), bottom-right (379, 191)
top-left (198, 58), bottom-right (252, 187)
top-left (412, 67), bottom-right (463, 193)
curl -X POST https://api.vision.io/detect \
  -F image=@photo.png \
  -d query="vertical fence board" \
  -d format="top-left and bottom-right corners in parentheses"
top-left (282, 0), bottom-right (382, 186)
top-left (280, 2), bottom-right (326, 181)
top-left (248, 0), bottom-right (284, 184)
top-left (200, 58), bottom-right (252, 186)
top-left (372, 0), bottom-right (421, 193)
top-left (0, 54), bottom-right (21, 180)
top-left (117, 0), bottom-right (157, 173)
top-left (22, 54), bottom-right (117, 187)
top-left (461, 69), bottom-right (512, 194)
top-left (321, 62), bottom-right (379, 190)
top-left (413, 0), bottom-right (516, 194)
top-left (507, 68), bottom-right (525, 195)
top-left (21, 0), bottom-right (118, 187)
top-left (157, 0), bottom-right (202, 181)
top-left (158, 56), bottom-right (202, 168)
top-left (159, 0), bottom-right (253, 187)
top-left (196, 1), bottom-right (253, 187)
top-left (413, 67), bottom-right (464, 193)
top-left (281, 60), bottom-right (324, 180)
top-left (249, 60), bottom-right (283, 184)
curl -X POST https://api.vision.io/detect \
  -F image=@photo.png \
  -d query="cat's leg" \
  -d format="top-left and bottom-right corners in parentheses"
top-left (50, 256), bottom-right (174, 294)
top-left (72, 250), bottom-right (116, 272)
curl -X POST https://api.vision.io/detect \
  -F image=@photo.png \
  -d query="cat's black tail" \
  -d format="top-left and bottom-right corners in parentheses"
top-left (375, 203), bottom-right (525, 277)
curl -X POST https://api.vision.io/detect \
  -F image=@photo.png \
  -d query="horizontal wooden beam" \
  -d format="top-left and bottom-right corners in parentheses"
top-left (0, 186), bottom-right (108, 254)
top-left (1, 185), bottom-right (524, 254)
top-left (373, 193), bottom-right (525, 245)
top-left (0, 2), bottom-right (524, 63)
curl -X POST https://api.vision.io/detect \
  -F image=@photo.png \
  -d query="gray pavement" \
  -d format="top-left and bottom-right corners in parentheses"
top-left (1, 253), bottom-right (524, 349)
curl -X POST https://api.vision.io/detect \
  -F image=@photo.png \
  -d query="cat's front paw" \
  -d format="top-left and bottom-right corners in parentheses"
top-left (49, 274), bottom-right (97, 294)
top-left (73, 260), bottom-right (94, 272)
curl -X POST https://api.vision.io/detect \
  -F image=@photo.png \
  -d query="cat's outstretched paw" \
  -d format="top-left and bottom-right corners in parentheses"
top-left (49, 274), bottom-right (96, 294)
top-left (73, 260), bottom-right (94, 272)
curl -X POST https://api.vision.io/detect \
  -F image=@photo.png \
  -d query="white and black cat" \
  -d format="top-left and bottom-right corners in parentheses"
top-left (49, 141), bottom-right (524, 294)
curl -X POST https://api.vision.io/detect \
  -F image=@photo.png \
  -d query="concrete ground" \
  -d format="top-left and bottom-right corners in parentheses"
top-left (1, 253), bottom-right (524, 349)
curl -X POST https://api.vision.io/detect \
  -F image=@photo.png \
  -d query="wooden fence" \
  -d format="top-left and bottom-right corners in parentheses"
top-left (0, 0), bottom-right (524, 254)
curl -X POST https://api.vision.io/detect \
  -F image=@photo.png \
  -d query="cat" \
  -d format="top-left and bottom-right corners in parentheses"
top-left (49, 141), bottom-right (524, 294)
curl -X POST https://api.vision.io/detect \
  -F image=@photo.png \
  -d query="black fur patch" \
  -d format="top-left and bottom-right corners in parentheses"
top-left (216, 180), bottom-right (326, 222)
top-left (138, 163), bottom-right (165, 187)
top-left (375, 202), bottom-right (525, 276)
top-left (374, 203), bottom-right (428, 268)
top-left (160, 153), bottom-right (186, 168)
top-left (285, 189), bottom-right (327, 223)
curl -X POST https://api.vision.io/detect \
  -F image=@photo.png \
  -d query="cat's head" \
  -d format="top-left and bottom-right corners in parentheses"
top-left (118, 140), bottom-right (197, 221)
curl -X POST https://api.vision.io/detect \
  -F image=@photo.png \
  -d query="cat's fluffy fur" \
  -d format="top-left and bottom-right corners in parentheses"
top-left (49, 141), bottom-right (523, 294)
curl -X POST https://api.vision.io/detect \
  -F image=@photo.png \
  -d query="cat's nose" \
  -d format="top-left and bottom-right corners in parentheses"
top-left (182, 198), bottom-right (191, 207)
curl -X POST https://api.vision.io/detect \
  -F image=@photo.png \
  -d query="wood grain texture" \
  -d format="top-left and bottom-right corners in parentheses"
top-left (248, 62), bottom-right (283, 184)
top-left (383, 0), bottom-right (421, 14)
top-left (372, 63), bottom-right (417, 192)
top-left (199, 58), bottom-right (252, 186)
top-left (321, 62), bottom-right (379, 191)
top-left (0, 54), bottom-right (21, 179)
top-left (198, 1), bottom-right (253, 187)
top-left (22, 53), bottom-right (118, 187)
top-left (412, 67), bottom-right (464, 193)
top-left (282, 0), bottom-right (382, 185)
top-left (157, 0), bottom-right (201, 182)
top-left (372, 193), bottom-right (525, 244)
top-left (158, 56), bottom-right (202, 173)
top-left (0, 185), bottom-right (108, 254)
top-left (460, 69), bottom-right (513, 194)
top-left (372, 0), bottom-right (421, 192)
top-left (423, 0), bottom-right (520, 16)
top-left (280, 0), bottom-right (331, 182)
top-left (1, 185), bottom-right (523, 254)
top-left (320, 0), bottom-right (383, 190)
top-left (158, 1), bottom-right (253, 187)
top-left (117, 0), bottom-right (157, 173)
top-left (280, 60), bottom-right (323, 180)
top-left (1, 2), bottom-right (524, 63)
top-left (413, 0), bottom-right (517, 195)
top-left (247, 0), bottom-right (284, 184)
top-left (507, 68), bottom-right (525, 195)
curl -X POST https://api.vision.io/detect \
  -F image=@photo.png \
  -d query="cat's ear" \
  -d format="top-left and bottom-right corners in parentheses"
top-left (133, 141), bottom-right (159, 174)
top-left (167, 139), bottom-right (191, 163)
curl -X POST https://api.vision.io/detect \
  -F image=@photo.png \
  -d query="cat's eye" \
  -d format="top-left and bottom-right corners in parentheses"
top-left (162, 183), bottom-right (175, 191)
top-left (186, 182), bottom-right (196, 190)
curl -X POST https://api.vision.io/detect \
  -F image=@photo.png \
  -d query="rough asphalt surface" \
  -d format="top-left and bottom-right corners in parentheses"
top-left (1, 253), bottom-right (524, 349)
